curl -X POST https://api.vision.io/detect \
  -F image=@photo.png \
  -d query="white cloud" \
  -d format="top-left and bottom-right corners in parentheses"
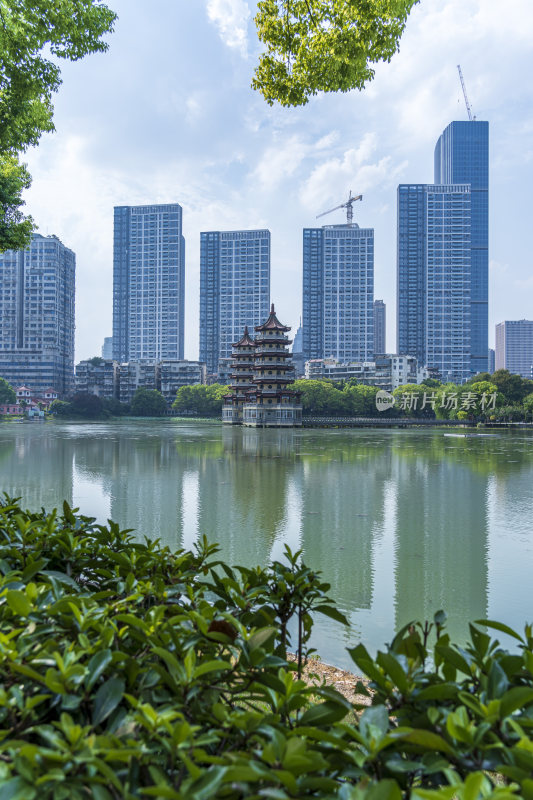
top-left (252, 131), bottom-right (343, 191)
top-left (300, 134), bottom-right (407, 215)
top-left (206, 0), bottom-right (251, 58)
top-left (253, 135), bottom-right (308, 190)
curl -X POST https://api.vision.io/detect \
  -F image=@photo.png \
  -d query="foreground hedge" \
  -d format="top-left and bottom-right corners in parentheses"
top-left (0, 498), bottom-right (529, 798)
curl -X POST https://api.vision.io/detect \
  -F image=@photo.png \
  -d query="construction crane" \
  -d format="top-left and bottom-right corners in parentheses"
top-left (457, 64), bottom-right (475, 121)
top-left (316, 191), bottom-right (363, 226)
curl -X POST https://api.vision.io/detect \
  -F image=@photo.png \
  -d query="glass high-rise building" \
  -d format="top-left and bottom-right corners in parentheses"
top-left (113, 204), bottom-right (185, 363)
top-left (397, 184), bottom-right (472, 384)
top-left (199, 230), bottom-right (270, 375)
top-left (373, 299), bottom-right (386, 355)
top-left (495, 320), bottom-right (533, 379)
top-left (0, 233), bottom-right (75, 395)
top-left (434, 120), bottom-right (489, 374)
top-left (397, 119), bottom-right (487, 383)
top-left (303, 225), bottom-right (374, 362)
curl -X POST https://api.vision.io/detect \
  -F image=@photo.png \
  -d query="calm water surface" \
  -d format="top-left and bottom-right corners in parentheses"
top-left (1, 420), bottom-right (532, 670)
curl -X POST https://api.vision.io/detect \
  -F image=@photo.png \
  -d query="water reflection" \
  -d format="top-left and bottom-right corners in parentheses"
top-left (0, 421), bottom-right (532, 665)
top-left (393, 453), bottom-right (488, 644)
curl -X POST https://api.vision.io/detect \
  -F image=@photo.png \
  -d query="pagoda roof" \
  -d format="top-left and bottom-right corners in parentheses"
top-left (255, 304), bottom-right (291, 333)
top-left (232, 325), bottom-right (255, 347)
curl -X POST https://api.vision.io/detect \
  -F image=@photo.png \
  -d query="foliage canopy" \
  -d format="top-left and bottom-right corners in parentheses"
top-left (253, 0), bottom-right (419, 106)
top-left (173, 383), bottom-right (229, 417)
top-left (0, 375), bottom-right (15, 404)
top-left (0, 0), bottom-right (116, 251)
top-left (131, 387), bottom-right (167, 417)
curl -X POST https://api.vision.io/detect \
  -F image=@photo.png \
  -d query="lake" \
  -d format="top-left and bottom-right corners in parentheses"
top-left (1, 419), bottom-right (532, 670)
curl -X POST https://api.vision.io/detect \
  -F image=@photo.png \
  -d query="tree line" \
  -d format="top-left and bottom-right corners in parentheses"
top-left (4, 370), bottom-right (533, 421)
top-left (170, 370), bottom-right (533, 421)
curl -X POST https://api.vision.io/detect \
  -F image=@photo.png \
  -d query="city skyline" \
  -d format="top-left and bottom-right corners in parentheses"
top-left (18, 0), bottom-right (533, 362)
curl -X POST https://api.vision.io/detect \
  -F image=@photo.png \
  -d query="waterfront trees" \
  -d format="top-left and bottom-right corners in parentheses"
top-left (49, 392), bottom-right (104, 418)
top-left (172, 384), bottom-right (228, 417)
top-left (490, 369), bottom-right (533, 404)
top-left (131, 387), bottom-right (166, 417)
top-left (0, 376), bottom-right (15, 403)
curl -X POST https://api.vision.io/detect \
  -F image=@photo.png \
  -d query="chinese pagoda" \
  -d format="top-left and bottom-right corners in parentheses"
top-left (222, 326), bottom-right (256, 424)
top-left (222, 305), bottom-right (302, 427)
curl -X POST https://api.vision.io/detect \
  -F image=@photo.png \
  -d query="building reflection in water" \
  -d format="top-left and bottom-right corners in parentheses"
top-left (392, 439), bottom-right (489, 645)
top-left (0, 425), bottom-right (74, 510)
top-left (2, 423), bottom-right (532, 666)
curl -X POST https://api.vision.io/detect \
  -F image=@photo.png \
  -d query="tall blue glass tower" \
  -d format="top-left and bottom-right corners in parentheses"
top-left (398, 120), bottom-right (488, 382)
top-left (397, 184), bottom-right (472, 384)
top-left (303, 225), bottom-right (374, 362)
top-left (113, 204), bottom-right (185, 363)
top-left (434, 121), bottom-right (489, 374)
top-left (199, 230), bottom-right (270, 375)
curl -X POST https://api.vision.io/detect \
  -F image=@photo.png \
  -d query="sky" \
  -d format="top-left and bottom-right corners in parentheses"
top-left (22, 0), bottom-right (533, 362)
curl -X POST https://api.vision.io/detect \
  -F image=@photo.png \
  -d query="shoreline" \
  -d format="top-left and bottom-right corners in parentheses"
top-left (288, 655), bottom-right (371, 705)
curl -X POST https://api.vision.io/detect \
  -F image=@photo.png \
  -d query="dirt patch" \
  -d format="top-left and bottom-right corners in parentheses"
top-left (288, 654), bottom-right (371, 706)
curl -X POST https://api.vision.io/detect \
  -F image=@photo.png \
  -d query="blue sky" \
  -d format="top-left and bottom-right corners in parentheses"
top-left (23, 0), bottom-right (533, 362)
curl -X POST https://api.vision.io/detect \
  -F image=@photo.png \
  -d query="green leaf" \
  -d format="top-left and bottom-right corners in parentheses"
top-left (313, 604), bottom-right (349, 625)
top-left (248, 627), bottom-right (277, 651)
top-left (299, 700), bottom-right (349, 726)
top-left (142, 787), bottom-right (181, 798)
top-left (187, 767), bottom-right (227, 797)
top-left (348, 643), bottom-right (386, 685)
top-left (366, 779), bottom-right (402, 800)
top-left (0, 778), bottom-right (36, 800)
top-left (435, 644), bottom-right (472, 675)
top-left (194, 660), bottom-right (232, 678)
top-left (86, 649), bottom-right (113, 691)
top-left (41, 570), bottom-right (79, 589)
top-left (394, 728), bottom-right (454, 755)
top-left (376, 652), bottom-right (408, 694)
top-left (92, 677), bottom-right (124, 726)
top-left (360, 705), bottom-right (389, 740)
top-left (5, 590), bottom-right (31, 616)
top-left (501, 687), bottom-right (533, 718)
top-left (91, 787), bottom-right (114, 800)
top-left (416, 684), bottom-right (459, 702)
top-left (463, 772), bottom-right (488, 800)
top-left (521, 779), bottom-right (533, 800)
top-left (475, 619), bottom-right (524, 643)
top-left (488, 660), bottom-right (509, 699)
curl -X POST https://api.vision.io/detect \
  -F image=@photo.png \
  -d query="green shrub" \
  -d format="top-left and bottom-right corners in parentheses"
top-left (0, 497), bottom-right (528, 798)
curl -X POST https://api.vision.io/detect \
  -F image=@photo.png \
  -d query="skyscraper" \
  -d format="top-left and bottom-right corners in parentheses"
top-left (199, 229), bottom-right (270, 375)
top-left (302, 225), bottom-right (374, 362)
top-left (434, 121), bottom-right (489, 374)
top-left (113, 204), bottom-right (185, 363)
top-left (101, 337), bottom-right (113, 359)
top-left (495, 320), bottom-right (533, 379)
top-left (0, 233), bottom-right (75, 395)
top-left (373, 299), bottom-right (386, 355)
top-left (397, 184), bottom-right (472, 384)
